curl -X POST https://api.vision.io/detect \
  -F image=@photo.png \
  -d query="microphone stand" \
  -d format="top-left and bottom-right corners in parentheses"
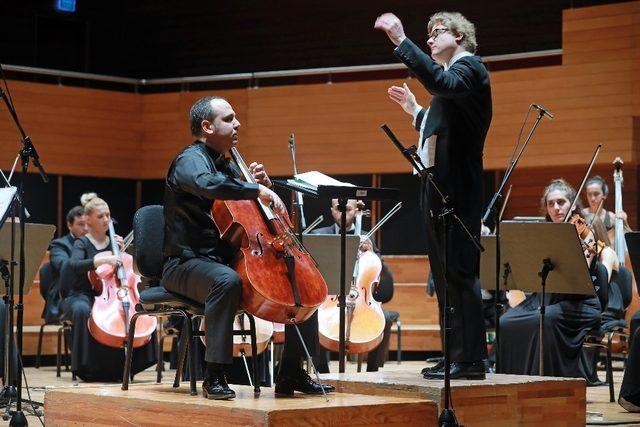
top-left (481, 106), bottom-right (548, 373)
top-left (0, 84), bottom-right (49, 427)
top-left (381, 125), bottom-right (483, 427)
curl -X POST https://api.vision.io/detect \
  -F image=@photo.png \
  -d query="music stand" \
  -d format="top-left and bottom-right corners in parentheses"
top-left (0, 224), bottom-right (55, 295)
top-left (625, 232), bottom-right (640, 295)
top-left (479, 236), bottom-right (516, 292)
top-left (0, 188), bottom-right (17, 232)
top-left (300, 235), bottom-right (359, 295)
top-left (500, 221), bottom-right (594, 375)
top-left (479, 235), bottom-right (515, 340)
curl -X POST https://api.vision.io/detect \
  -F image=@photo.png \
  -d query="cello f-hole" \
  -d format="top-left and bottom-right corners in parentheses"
top-left (253, 232), bottom-right (264, 256)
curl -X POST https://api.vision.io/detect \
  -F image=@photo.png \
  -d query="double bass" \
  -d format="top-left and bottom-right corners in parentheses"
top-left (88, 221), bottom-right (157, 348)
top-left (211, 147), bottom-right (327, 324)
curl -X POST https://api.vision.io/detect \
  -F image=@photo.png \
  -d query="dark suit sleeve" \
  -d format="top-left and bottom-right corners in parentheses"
top-left (48, 239), bottom-right (70, 275)
top-left (170, 151), bottom-right (260, 200)
top-left (394, 38), bottom-right (481, 99)
top-left (67, 238), bottom-right (95, 275)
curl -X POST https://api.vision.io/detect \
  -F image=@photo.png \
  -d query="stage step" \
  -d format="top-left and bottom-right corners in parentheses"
top-left (322, 371), bottom-right (587, 427)
top-left (44, 383), bottom-right (439, 426)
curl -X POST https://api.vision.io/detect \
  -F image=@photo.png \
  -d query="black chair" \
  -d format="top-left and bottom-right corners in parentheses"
top-left (121, 205), bottom-right (260, 395)
top-left (584, 266), bottom-right (634, 402)
top-left (35, 262), bottom-right (75, 380)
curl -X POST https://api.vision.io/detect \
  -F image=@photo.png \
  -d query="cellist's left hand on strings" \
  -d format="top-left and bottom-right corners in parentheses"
top-left (249, 162), bottom-right (273, 188)
top-left (114, 234), bottom-right (125, 251)
top-left (359, 236), bottom-right (373, 253)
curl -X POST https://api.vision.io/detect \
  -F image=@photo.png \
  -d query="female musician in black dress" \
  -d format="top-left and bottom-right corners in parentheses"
top-left (498, 179), bottom-right (613, 381)
top-left (60, 193), bottom-right (155, 381)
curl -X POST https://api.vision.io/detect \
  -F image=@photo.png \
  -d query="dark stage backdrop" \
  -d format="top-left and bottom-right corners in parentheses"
top-left (0, 0), bottom-right (631, 79)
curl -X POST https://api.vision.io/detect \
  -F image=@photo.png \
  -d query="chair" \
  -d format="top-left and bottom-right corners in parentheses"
top-left (121, 205), bottom-right (260, 395)
top-left (35, 262), bottom-right (76, 381)
top-left (584, 266), bottom-right (634, 402)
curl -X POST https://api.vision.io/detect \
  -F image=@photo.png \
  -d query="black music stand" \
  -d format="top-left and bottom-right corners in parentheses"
top-left (273, 179), bottom-right (400, 374)
top-left (625, 232), bottom-right (640, 294)
top-left (479, 236), bottom-right (514, 336)
top-left (500, 221), bottom-right (594, 375)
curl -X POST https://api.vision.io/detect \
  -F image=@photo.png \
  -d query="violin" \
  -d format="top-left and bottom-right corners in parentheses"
top-left (318, 202), bottom-right (401, 354)
top-left (88, 221), bottom-right (157, 348)
top-left (211, 147), bottom-right (327, 324)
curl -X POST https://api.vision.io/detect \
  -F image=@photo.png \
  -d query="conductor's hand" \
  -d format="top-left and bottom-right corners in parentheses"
top-left (258, 185), bottom-right (287, 216)
top-left (94, 254), bottom-right (120, 268)
top-left (388, 83), bottom-right (417, 115)
top-left (374, 13), bottom-right (406, 46)
top-left (250, 162), bottom-right (273, 188)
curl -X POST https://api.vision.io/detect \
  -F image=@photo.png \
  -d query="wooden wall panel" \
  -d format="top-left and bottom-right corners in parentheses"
top-left (0, 81), bottom-right (141, 178)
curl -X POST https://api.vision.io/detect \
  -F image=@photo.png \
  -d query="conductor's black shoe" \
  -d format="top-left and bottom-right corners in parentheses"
top-left (275, 366), bottom-right (335, 396)
top-left (202, 376), bottom-right (236, 400)
top-left (421, 359), bottom-right (445, 375)
top-left (423, 361), bottom-right (486, 380)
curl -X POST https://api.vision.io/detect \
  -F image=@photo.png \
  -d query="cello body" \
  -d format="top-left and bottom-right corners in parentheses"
top-left (318, 250), bottom-right (386, 354)
top-left (88, 250), bottom-right (157, 348)
top-left (211, 148), bottom-right (327, 324)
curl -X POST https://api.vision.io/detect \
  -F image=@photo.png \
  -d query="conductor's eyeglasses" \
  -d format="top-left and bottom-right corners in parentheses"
top-left (428, 27), bottom-right (449, 41)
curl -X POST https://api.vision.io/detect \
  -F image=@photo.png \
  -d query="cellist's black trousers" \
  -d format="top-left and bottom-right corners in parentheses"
top-left (283, 311), bottom-right (319, 360)
top-left (163, 257), bottom-right (242, 365)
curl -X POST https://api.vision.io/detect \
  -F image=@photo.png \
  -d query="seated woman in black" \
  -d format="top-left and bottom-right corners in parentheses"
top-left (60, 193), bottom-right (155, 381)
top-left (498, 179), bottom-right (613, 381)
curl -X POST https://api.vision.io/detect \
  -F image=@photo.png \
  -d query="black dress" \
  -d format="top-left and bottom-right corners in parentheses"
top-left (498, 263), bottom-right (606, 380)
top-left (619, 313), bottom-right (640, 412)
top-left (60, 236), bottom-right (156, 382)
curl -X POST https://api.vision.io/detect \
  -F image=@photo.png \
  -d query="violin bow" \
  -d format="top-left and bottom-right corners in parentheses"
top-left (563, 144), bottom-right (602, 223)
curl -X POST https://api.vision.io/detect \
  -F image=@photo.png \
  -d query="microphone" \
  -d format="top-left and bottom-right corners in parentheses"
top-left (532, 104), bottom-right (553, 119)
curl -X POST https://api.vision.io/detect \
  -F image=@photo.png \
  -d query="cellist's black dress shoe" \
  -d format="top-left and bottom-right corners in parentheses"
top-left (275, 366), bottom-right (335, 396)
top-left (421, 359), bottom-right (445, 375)
top-left (202, 374), bottom-right (236, 400)
top-left (423, 361), bottom-right (486, 380)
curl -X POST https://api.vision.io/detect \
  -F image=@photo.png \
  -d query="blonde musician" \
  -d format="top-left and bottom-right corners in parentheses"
top-left (60, 193), bottom-right (156, 381)
top-left (498, 179), bottom-right (610, 382)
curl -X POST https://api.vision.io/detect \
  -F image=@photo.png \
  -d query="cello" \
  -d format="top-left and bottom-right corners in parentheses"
top-left (88, 221), bottom-right (157, 348)
top-left (318, 202), bottom-right (401, 354)
top-left (211, 147), bottom-right (327, 324)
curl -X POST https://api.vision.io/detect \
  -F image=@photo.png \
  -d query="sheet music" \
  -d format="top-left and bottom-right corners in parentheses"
top-left (0, 187), bottom-right (17, 225)
top-left (292, 171), bottom-right (355, 189)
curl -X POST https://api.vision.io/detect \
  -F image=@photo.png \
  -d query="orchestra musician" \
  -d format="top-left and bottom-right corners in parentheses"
top-left (43, 206), bottom-right (87, 324)
top-left (60, 193), bottom-right (156, 381)
top-left (310, 198), bottom-right (396, 373)
top-left (162, 96), bottom-right (334, 400)
top-left (498, 179), bottom-right (615, 381)
top-left (582, 175), bottom-right (631, 233)
top-left (376, 11), bottom-right (492, 379)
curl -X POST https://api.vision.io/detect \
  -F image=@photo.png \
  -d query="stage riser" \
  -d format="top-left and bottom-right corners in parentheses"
top-left (44, 383), bottom-right (439, 427)
top-left (324, 373), bottom-right (587, 427)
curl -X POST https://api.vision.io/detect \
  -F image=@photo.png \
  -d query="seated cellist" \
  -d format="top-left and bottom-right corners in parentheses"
top-left (162, 96), bottom-right (334, 400)
top-left (61, 193), bottom-right (156, 381)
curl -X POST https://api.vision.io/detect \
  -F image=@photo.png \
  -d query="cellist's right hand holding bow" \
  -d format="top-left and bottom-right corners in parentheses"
top-left (258, 184), bottom-right (287, 216)
top-left (93, 254), bottom-right (120, 268)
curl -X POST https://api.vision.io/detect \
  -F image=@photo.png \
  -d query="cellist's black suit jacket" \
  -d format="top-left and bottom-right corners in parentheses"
top-left (394, 38), bottom-right (492, 363)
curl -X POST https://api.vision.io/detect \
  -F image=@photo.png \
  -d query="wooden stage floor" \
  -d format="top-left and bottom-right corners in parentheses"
top-left (9, 361), bottom-right (640, 426)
